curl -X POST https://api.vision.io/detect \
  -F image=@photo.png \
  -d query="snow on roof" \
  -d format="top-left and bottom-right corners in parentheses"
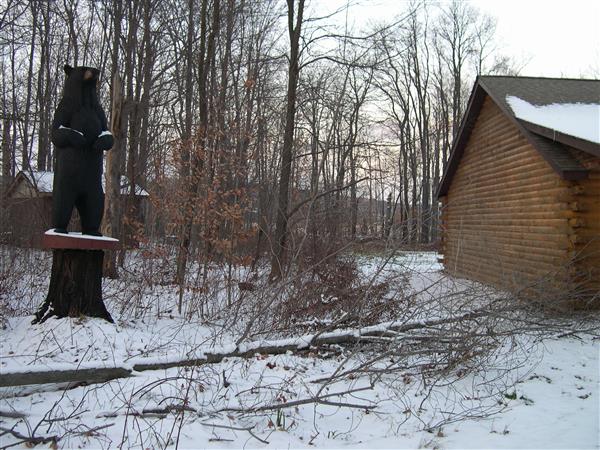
top-left (25, 170), bottom-right (54, 193)
top-left (22, 171), bottom-right (149, 196)
top-left (506, 95), bottom-right (600, 144)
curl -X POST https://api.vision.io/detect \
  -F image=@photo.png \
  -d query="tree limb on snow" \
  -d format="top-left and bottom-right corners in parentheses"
top-left (217, 385), bottom-right (375, 413)
top-left (0, 308), bottom-right (503, 389)
top-left (0, 367), bottom-right (132, 388)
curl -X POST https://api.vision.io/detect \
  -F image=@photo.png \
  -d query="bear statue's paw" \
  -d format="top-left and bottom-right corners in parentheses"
top-left (56, 125), bottom-right (86, 148)
top-left (98, 130), bottom-right (112, 138)
top-left (54, 228), bottom-right (69, 234)
top-left (59, 125), bottom-right (84, 136)
top-left (93, 133), bottom-right (114, 151)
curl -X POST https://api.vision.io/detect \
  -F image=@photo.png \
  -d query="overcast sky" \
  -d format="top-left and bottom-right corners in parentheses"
top-left (316, 0), bottom-right (600, 78)
top-left (472, 0), bottom-right (600, 78)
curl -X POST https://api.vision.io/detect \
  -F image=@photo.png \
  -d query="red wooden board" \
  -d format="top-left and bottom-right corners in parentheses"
top-left (42, 230), bottom-right (120, 250)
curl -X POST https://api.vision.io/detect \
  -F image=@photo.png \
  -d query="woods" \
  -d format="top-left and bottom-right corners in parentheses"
top-left (1, 1), bottom-right (598, 448)
top-left (0, 0), bottom-right (518, 276)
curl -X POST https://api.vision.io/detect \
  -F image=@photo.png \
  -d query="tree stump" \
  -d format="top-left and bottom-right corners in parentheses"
top-left (33, 230), bottom-right (119, 324)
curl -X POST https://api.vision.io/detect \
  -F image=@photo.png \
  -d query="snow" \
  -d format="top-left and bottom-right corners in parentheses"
top-left (45, 229), bottom-right (119, 242)
top-left (0, 250), bottom-right (598, 449)
top-left (1, 328), bottom-right (597, 448)
top-left (22, 170), bottom-right (54, 193)
top-left (506, 95), bottom-right (600, 144)
top-left (98, 130), bottom-right (112, 137)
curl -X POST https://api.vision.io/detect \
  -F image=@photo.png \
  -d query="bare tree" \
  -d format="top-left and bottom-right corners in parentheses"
top-left (434, 0), bottom-right (477, 136)
top-left (269, 0), bottom-right (305, 280)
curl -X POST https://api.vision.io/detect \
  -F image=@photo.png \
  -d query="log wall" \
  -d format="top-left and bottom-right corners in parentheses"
top-left (567, 148), bottom-right (600, 292)
top-left (440, 96), bottom-right (574, 291)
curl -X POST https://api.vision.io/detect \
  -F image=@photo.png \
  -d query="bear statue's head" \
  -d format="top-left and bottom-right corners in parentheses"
top-left (64, 64), bottom-right (99, 82)
top-left (62, 64), bottom-right (101, 108)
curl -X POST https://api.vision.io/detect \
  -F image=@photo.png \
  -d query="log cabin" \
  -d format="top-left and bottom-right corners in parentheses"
top-left (437, 76), bottom-right (600, 302)
top-left (3, 170), bottom-right (149, 247)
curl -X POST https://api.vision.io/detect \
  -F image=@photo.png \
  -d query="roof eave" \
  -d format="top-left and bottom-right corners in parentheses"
top-left (437, 80), bottom-right (486, 198)
top-left (518, 119), bottom-right (600, 157)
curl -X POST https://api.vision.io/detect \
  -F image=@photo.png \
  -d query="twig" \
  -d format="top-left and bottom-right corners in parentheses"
top-left (218, 385), bottom-right (375, 413)
top-left (0, 426), bottom-right (58, 450)
top-left (201, 422), bottom-right (269, 444)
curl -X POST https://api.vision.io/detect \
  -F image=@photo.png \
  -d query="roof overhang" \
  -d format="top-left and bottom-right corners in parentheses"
top-left (518, 119), bottom-right (600, 158)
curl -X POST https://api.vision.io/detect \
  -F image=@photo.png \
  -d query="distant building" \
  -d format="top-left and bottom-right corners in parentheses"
top-left (438, 76), bottom-right (600, 299)
top-left (3, 170), bottom-right (149, 247)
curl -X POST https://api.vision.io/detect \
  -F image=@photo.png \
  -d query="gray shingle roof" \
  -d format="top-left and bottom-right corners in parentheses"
top-left (479, 76), bottom-right (600, 107)
top-left (438, 76), bottom-right (600, 198)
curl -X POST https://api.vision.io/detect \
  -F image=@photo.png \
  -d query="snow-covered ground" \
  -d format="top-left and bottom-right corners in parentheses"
top-left (0, 250), bottom-right (598, 449)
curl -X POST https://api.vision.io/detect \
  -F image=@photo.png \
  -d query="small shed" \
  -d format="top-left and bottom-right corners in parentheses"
top-left (3, 170), bottom-right (149, 247)
top-left (438, 76), bottom-right (600, 299)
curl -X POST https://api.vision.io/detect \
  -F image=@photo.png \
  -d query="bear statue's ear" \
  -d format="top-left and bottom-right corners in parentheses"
top-left (63, 64), bottom-right (73, 75)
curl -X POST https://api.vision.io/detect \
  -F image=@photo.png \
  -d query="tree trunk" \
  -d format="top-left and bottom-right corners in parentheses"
top-left (21, 0), bottom-right (39, 172)
top-left (32, 249), bottom-right (113, 324)
top-left (1, 118), bottom-right (12, 194)
top-left (174, 0), bottom-right (201, 290)
top-left (269, 0), bottom-right (304, 280)
top-left (36, 0), bottom-right (52, 171)
top-left (102, 72), bottom-right (126, 278)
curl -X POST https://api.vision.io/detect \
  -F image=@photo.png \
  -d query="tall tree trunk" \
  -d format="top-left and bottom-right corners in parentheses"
top-left (270, 0), bottom-right (304, 280)
top-left (174, 0), bottom-right (199, 291)
top-left (136, 0), bottom-right (155, 187)
top-left (1, 118), bottom-right (12, 195)
top-left (102, 0), bottom-right (124, 278)
top-left (103, 72), bottom-right (126, 278)
top-left (21, 0), bottom-right (39, 172)
top-left (36, 0), bottom-right (52, 171)
top-left (350, 151), bottom-right (357, 239)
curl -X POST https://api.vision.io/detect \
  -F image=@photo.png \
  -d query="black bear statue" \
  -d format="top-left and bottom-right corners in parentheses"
top-left (51, 65), bottom-right (113, 236)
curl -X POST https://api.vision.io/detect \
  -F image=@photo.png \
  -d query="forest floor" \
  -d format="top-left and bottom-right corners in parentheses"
top-left (0, 249), bottom-right (598, 449)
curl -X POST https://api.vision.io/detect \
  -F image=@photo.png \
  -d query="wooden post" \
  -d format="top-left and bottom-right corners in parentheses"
top-left (32, 230), bottom-right (120, 324)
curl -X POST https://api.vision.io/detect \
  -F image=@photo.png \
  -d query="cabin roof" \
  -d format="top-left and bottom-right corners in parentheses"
top-left (6, 170), bottom-right (149, 198)
top-left (438, 76), bottom-right (600, 198)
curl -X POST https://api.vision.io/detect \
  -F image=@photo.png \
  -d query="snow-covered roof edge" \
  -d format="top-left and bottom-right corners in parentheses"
top-left (505, 96), bottom-right (600, 145)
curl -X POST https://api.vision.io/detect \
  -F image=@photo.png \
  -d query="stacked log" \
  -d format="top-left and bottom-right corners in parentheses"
top-left (440, 97), bottom-right (577, 291)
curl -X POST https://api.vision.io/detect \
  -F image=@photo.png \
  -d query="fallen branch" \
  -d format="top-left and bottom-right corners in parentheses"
top-left (217, 385), bottom-right (375, 413)
top-left (0, 367), bottom-right (132, 388)
top-left (0, 411), bottom-right (27, 419)
top-left (0, 423), bottom-right (115, 450)
top-left (0, 308), bottom-right (510, 389)
top-left (97, 404), bottom-right (197, 420)
top-left (0, 425), bottom-right (58, 449)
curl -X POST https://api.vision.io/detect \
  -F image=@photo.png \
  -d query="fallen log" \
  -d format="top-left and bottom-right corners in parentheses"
top-left (0, 367), bottom-right (132, 388)
top-left (1, 310), bottom-right (490, 389)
